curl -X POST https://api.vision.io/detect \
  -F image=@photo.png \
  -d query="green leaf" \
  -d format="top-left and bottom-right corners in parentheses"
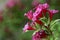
top-left (50, 19), bottom-right (60, 30)
top-left (50, 19), bottom-right (60, 40)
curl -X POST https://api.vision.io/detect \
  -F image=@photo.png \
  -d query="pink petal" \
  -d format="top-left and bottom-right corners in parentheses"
top-left (23, 22), bottom-right (35, 32)
top-left (43, 3), bottom-right (49, 9)
top-left (48, 10), bottom-right (59, 21)
top-left (24, 10), bottom-right (33, 20)
top-left (36, 3), bottom-right (49, 9)
top-left (33, 7), bottom-right (42, 19)
top-left (49, 10), bottom-right (59, 14)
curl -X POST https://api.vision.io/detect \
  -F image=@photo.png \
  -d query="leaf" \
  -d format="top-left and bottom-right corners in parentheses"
top-left (50, 19), bottom-right (60, 40)
top-left (50, 19), bottom-right (60, 30)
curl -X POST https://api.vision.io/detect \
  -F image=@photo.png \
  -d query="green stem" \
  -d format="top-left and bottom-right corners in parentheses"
top-left (44, 25), bottom-right (55, 40)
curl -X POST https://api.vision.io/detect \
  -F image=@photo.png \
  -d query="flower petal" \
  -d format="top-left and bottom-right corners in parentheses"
top-left (23, 22), bottom-right (35, 32)
top-left (48, 10), bottom-right (59, 14)
top-left (33, 7), bottom-right (42, 19)
top-left (48, 10), bottom-right (59, 21)
top-left (24, 10), bottom-right (33, 20)
top-left (43, 3), bottom-right (49, 9)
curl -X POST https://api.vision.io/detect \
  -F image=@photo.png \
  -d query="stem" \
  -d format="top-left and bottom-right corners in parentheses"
top-left (44, 25), bottom-right (55, 40)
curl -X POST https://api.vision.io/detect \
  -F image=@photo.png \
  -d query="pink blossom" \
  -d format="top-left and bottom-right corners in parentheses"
top-left (6, 0), bottom-right (16, 8)
top-left (32, 16), bottom-right (44, 26)
top-left (24, 10), bottom-right (33, 20)
top-left (42, 3), bottom-right (49, 9)
top-left (48, 10), bottom-right (59, 14)
top-left (32, 30), bottom-right (47, 40)
top-left (23, 2), bottom-right (59, 40)
top-left (33, 7), bottom-right (42, 19)
top-left (48, 10), bottom-right (59, 21)
top-left (23, 22), bottom-right (35, 32)
top-left (32, 32), bottom-right (41, 40)
top-left (33, 3), bottom-right (49, 17)
top-left (34, 3), bottom-right (49, 10)
top-left (24, 3), bottom-right (59, 32)
top-left (33, 3), bottom-right (49, 19)
top-left (32, 7), bottom-right (43, 22)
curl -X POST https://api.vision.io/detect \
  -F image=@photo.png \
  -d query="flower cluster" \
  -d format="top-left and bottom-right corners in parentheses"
top-left (23, 3), bottom-right (59, 40)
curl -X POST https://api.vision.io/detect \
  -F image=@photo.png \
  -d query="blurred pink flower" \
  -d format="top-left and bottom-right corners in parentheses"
top-left (34, 3), bottom-right (59, 21)
top-left (42, 3), bottom-right (49, 9)
top-left (32, 30), bottom-right (48, 40)
top-left (24, 3), bottom-right (59, 31)
top-left (23, 22), bottom-right (35, 32)
top-left (48, 10), bottom-right (59, 14)
top-left (24, 10), bottom-right (33, 20)
top-left (6, 0), bottom-right (16, 8)
top-left (23, 2), bottom-right (59, 40)
top-left (33, 7), bottom-right (42, 19)
top-left (34, 3), bottom-right (49, 10)
top-left (33, 3), bottom-right (49, 17)
top-left (48, 10), bottom-right (59, 21)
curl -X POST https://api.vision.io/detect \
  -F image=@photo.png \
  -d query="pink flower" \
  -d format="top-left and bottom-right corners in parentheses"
top-left (32, 3), bottom-right (49, 20)
top-left (23, 22), bottom-right (35, 32)
top-left (23, 2), bottom-right (59, 40)
top-left (32, 30), bottom-right (48, 40)
top-left (38, 3), bottom-right (49, 14)
top-left (48, 10), bottom-right (59, 14)
top-left (24, 3), bottom-right (59, 32)
top-left (42, 3), bottom-right (49, 9)
top-left (34, 3), bottom-right (49, 10)
top-left (33, 7), bottom-right (42, 19)
top-left (48, 10), bottom-right (59, 21)
top-left (32, 32), bottom-right (41, 40)
top-left (24, 10), bottom-right (33, 20)
top-left (6, 0), bottom-right (16, 8)
top-left (32, 15), bottom-right (44, 26)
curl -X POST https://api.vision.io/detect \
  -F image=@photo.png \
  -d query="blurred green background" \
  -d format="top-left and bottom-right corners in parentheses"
top-left (0, 0), bottom-right (60, 40)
